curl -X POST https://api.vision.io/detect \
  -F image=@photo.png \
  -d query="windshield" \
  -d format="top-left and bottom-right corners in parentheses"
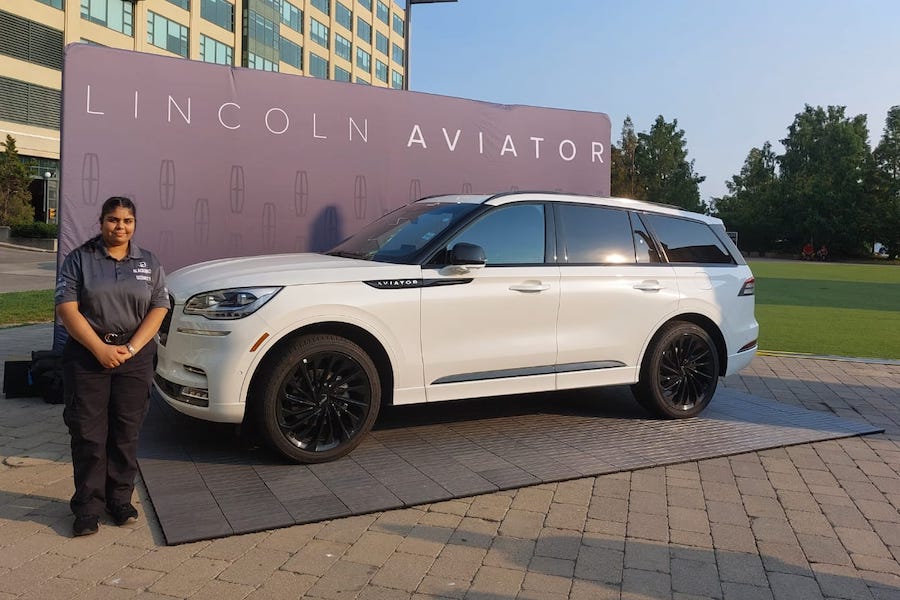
top-left (327, 201), bottom-right (483, 263)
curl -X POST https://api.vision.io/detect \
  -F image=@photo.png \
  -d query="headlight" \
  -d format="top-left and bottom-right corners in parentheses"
top-left (184, 287), bottom-right (282, 320)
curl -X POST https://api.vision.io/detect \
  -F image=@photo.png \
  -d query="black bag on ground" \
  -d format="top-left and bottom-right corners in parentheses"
top-left (30, 350), bottom-right (64, 404)
top-left (2, 360), bottom-right (33, 398)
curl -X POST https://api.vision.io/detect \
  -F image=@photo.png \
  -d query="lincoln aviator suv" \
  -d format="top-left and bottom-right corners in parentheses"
top-left (154, 192), bottom-right (758, 463)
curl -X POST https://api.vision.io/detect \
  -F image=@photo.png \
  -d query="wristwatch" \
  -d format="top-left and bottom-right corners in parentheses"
top-left (126, 343), bottom-right (137, 357)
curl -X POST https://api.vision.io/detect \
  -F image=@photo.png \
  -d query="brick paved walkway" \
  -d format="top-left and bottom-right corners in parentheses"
top-left (1, 323), bottom-right (898, 599)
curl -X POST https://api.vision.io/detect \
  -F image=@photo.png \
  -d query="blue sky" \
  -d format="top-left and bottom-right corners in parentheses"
top-left (407, 0), bottom-right (900, 203)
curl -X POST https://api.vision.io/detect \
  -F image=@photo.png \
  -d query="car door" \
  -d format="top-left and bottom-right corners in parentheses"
top-left (420, 202), bottom-right (560, 402)
top-left (555, 205), bottom-right (680, 390)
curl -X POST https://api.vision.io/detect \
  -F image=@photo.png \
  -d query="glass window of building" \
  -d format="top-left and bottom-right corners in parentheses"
top-left (311, 0), bottom-right (330, 16)
top-left (376, 1), bottom-right (389, 24)
top-left (309, 52), bottom-right (329, 78)
top-left (38, 0), bottom-right (64, 9)
top-left (392, 13), bottom-right (404, 36)
top-left (247, 52), bottom-right (278, 71)
top-left (391, 42), bottom-right (403, 65)
top-left (281, 1), bottom-right (302, 33)
top-left (358, 0), bottom-right (372, 10)
top-left (200, 34), bottom-right (232, 64)
top-left (81, 0), bottom-right (134, 36)
top-left (147, 11), bottom-right (188, 57)
top-left (375, 58), bottom-right (387, 83)
top-left (375, 31), bottom-right (388, 55)
top-left (335, 2), bottom-right (352, 30)
top-left (310, 18), bottom-right (329, 49)
top-left (334, 33), bottom-right (351, 61)
top-left (356, 47), bottom-right (371, 73)
top-left (201, 0), bottom-right (234, 32)
top-left (355, 76), bottom-right (370, 85)
top-left (167, 0), bottom-right (189, 9)
top-left (391, 69), bottom-right (403, 89)
top-left (246, 10), bottom-right (278, 60)
top-left (280, 37), bottom-right (302, 68)
top-left (335, 66), bottom-right (350, 81)
top-left (356, 17), bottom-right (371, 44)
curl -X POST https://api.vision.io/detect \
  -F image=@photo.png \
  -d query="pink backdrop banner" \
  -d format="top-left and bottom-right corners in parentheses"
top-left (60, 44), bottom-right (610, 271)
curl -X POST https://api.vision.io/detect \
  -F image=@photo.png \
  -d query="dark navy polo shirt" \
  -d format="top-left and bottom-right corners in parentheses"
top-left (55, 237), bottom-right (169, 335)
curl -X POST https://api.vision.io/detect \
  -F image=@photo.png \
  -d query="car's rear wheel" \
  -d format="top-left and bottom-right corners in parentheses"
top-left (633, 321), bottom-right (719, 418)
top-left (254, 334), bottom-right (380, 463)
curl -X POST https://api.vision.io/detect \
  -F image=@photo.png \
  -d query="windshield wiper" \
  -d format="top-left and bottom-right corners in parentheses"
top-left (327, 250), bottom-right (370, 260)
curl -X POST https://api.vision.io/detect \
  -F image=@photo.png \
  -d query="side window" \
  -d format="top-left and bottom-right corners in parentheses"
top-left (448, 204), bottom-right (545, 265)
top-left (557, 204), bottom-right (634, 264)
top-left (642, 214), bottom-right (734, 264)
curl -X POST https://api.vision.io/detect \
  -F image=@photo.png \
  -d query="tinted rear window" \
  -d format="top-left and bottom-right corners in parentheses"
top-left (642, 213), bottom-right (734, 264)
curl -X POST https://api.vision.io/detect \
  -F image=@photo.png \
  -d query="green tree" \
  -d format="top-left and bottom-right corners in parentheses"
top-left (712, 142), bottom-right (782, 253)
top-left (778, 105), bottom-right (874, 256)
top-left (872, 105), bottom-right (900, 258)
top-left (0, 135), bottom-right (34, 226)
top-left (610, 116), bottom-right (644, 199)
top-left (634, 116), bottom-right (706, 212)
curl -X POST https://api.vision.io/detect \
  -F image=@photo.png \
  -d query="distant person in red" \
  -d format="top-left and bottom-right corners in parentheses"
top-left (817, 244), bottom-right (829, 261)
top-left (802, 242), bottom-right (814, 260)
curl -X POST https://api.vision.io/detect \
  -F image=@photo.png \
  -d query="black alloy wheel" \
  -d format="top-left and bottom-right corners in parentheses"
top-left (633, 321), bottom-right (720, 419)
top-left (255, 334), bottom-right (381, 463)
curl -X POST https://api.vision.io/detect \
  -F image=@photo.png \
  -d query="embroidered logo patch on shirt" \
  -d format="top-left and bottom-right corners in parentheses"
top-left (134, 266), bottom-right (152, 282)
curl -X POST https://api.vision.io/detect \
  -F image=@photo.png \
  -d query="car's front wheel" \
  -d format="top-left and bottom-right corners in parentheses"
top-left (633, 321), bottom-right (720, 418)
top-left (254, 334), bottom-right (381, 463)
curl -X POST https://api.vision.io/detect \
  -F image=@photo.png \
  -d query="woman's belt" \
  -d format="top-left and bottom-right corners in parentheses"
top-left (100, 331), bottom-right (135, 345)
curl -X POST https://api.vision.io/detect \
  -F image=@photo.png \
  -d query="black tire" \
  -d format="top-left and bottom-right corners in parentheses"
top-left (254, 334), bottom-right (381, 463)
top-left (632, 322), bottom-right (720, 419)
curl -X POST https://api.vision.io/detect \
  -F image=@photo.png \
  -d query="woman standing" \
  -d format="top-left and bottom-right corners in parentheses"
top-left (55, 196), bottom-right (169, 536)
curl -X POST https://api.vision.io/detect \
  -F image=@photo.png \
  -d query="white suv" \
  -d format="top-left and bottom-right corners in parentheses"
top-left (154, 193), bottom-right (758, 463)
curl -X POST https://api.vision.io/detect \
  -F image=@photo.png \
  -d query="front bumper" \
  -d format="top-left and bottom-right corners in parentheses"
top-left (153, 305), bottom-right (264, 424)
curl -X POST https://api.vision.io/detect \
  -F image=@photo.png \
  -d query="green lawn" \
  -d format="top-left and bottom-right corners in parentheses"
top-left (750, 261), bottom-right (900, 359)
top-left (0, 289), bottom-right (55, 327)
top-left (1, 261), bottom-right (898, 359)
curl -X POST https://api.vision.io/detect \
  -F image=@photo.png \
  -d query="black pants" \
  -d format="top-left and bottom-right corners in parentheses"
top-left (62, 339), bottom-right (155, 518)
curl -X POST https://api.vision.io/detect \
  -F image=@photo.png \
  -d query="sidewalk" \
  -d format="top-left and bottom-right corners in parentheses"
top-left (0, 244), bottom-right (57, 293)
top-left (1, 322), bottom-right (899, 600)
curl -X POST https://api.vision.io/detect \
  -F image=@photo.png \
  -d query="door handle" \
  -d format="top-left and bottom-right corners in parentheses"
top-left (509, 282), bottom-right (550, 292)
top-left (633, 280), bottom-right (663, 292)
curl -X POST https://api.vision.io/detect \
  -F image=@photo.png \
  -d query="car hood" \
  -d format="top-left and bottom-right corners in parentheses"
top-left (166, 253), bottom-right (420, 302)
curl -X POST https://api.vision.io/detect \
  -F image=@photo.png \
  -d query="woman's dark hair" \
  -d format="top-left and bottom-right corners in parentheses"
top-left (99, 196), bottom-right (136, 223)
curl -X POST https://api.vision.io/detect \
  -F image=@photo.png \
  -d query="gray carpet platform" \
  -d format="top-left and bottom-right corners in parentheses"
top-left (138, 386), bottom-right (882, 545)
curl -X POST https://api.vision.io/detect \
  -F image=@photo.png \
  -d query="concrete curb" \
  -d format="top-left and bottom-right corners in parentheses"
top-left (757, 349), bottom-right (900, 366)
top-left (0, 240), bottom-right (57, 253)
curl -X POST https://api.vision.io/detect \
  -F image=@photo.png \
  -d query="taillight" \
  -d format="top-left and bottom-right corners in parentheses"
top-left (738, 277), bottom-right (755, 296)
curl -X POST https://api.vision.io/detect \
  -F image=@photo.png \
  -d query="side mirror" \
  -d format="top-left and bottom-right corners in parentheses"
top-left (449, 242), bottom-right (486, 267)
